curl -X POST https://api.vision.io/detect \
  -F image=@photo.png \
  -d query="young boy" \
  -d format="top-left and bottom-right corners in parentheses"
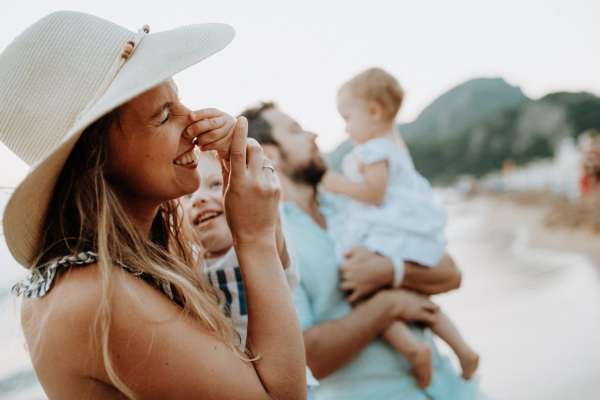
top-left (322, 68), bottom-right (479, 388)
top-left (185, 150), bottom-right (319, 398)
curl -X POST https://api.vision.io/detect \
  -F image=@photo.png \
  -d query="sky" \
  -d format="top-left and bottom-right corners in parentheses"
top-left (1, 0), bottom-right (599, 188)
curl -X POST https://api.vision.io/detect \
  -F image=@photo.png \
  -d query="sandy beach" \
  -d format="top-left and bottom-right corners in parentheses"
top-left (475, 192), bottom-right (600, 266)
top-left (436, 193), bottom-right (600, 400)
top-left (2, 192), bottom-right (600, 399)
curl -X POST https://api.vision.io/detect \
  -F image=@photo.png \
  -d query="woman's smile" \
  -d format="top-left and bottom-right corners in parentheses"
top-left (174, 146), bottom-right (199, 168)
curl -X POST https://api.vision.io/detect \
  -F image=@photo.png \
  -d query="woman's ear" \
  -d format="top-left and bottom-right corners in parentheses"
top-left (368, 101), bottom-right (384, 122)
top-left (262, 144), bottom-right (281, 168)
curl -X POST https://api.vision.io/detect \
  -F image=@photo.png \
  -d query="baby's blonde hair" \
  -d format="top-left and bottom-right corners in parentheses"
top-left (341, 67), bottom-right (404, 122)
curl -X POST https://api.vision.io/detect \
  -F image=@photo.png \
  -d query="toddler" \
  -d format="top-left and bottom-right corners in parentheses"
top-left (185, 150), bottom-right (319, 398)
top-left (322, 68), bottom-right (479, 388)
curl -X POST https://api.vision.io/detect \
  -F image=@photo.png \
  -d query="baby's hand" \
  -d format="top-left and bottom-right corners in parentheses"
top-left (321, 171), bottom-right (346, 193)
top-left (184, 108), bottom-right (236, 160)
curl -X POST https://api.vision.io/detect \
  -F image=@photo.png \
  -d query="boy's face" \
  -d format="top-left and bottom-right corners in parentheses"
top-left (185, 152), bottom-right (233, 258)
top-left (337, 87), bottom-right (375, 145)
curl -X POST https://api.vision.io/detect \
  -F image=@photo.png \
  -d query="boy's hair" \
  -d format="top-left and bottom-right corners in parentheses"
top-left (341, 68), bottom-right (404, 122)
top-left (239, 102), bottom-right (278, 145)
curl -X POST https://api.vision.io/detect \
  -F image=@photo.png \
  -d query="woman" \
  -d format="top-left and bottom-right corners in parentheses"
top-left (3, 11), bottom-right (307, 399)
top-left (2, 11), bottom-right (440, 399)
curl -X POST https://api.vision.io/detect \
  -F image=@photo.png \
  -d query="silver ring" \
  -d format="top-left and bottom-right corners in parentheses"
top-left (262, 156), bottom-right (274, 172)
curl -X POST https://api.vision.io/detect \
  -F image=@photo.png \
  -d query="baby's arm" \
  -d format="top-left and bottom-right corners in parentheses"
top-left (322, 160), bottom-right (389, 206)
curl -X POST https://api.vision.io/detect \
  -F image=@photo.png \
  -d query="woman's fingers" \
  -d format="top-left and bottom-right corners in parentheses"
top-left (186, 115), bottom-right (226, 138)
top-left (184, 108), bottom-right (223, 139)
top-left (229, 117), bottom-right (248, 178)
top-left (217, 156), bottom-right (230, 195)
top-left (200, 134), bottom-right (232, 155)
top-left (246, 138), bottom-right (264, 176)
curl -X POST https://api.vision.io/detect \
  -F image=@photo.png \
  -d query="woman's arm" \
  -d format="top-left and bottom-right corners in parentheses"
top-left (275, 213), bottom-right (291, 269)
top-left (219, 119), bottom-right (306, 396)
top-left (321, 160), bottom-right (389, 205)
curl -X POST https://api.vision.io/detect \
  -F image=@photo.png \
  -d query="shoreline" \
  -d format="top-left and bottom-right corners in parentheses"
top-left (461, 192), bottom-right (600, 268)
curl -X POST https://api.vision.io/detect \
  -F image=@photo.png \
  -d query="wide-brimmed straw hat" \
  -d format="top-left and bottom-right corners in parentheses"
top-left (0, 11), bottom-right (235, 268)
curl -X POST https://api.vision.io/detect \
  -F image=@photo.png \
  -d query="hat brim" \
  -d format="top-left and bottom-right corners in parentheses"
top-left (3, 23), bottom-right (235, 267)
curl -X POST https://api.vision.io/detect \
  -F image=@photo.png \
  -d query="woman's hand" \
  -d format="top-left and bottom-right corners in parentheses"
top-left (184, 108), bottom-right (237, 161)
top-left (217, 117), bottom-right (281, 247)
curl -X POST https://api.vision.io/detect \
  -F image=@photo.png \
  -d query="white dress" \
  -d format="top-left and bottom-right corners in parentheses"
top-left (328, 138), bottom-right (448, 268)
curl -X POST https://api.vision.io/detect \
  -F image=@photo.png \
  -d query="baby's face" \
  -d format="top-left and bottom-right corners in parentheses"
top-left (185, 152), bottom-right (233, 258)
top-left (337, 87), bottom-right (375, 144)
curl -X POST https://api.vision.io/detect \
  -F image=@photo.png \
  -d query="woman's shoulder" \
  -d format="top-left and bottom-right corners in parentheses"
top-left (22, 262), bottom-right (181, 338)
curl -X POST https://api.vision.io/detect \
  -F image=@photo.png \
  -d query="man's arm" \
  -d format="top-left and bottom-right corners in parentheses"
top-left (303, 290), bottom-right (439, 380)
top-left (338, 246), bottom-right (462, 302)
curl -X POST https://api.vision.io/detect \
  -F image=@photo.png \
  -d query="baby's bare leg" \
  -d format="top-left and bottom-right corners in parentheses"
top-left (382, 320), bottom-right (432, 388)
top-left (429, 311), bottom-right (479, 379)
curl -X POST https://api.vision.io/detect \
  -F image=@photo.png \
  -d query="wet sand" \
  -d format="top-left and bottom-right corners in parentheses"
top-left (435, 194), bottom-right (600, 400)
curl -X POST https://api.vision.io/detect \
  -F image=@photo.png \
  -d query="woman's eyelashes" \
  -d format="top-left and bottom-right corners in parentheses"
top-left (161, 113), bottom-right (171, 124)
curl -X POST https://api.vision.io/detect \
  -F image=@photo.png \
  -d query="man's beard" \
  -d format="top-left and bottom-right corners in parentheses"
top-left (281, 151), bottom-right (327, 188)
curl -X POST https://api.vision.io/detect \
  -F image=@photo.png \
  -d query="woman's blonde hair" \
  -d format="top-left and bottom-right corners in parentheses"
top-left (32, 110), bottom-right (242, 399)
top-left (341, 67), bottom-right (404, 122)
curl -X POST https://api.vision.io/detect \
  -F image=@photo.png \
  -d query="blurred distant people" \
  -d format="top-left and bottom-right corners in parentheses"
top-left (322, 68), bottom-right (479, 387)
top-left (241, 102), bottom-right (483, 400)
top-left (579, 130), bottom-right (600, 199)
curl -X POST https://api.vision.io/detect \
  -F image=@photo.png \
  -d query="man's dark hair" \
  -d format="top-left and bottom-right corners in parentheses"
top-left (239, 102), bottom-right (278, 145)
top-left (240, 101), bottom-right (326, 187)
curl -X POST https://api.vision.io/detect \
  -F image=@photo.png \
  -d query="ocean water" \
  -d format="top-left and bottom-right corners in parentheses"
top-left (1, 192), bottom-right (600, 399)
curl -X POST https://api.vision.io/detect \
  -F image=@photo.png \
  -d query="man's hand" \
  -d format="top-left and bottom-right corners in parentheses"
top-left (339, 246), bottom-right (394, 303)
top-left (376, 289), bottom-right (439, 325)
top-left (303, 287), bottom-right (439, 379)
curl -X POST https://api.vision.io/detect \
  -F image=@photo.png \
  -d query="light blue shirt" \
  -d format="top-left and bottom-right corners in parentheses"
top-left (281, 193), bottom-right (477, 400)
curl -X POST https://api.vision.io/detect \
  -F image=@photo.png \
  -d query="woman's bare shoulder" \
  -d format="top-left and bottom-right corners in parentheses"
top-left (22, 262), bottom-right (184, 330)
top-left (21, 262), bottom-right (272, 399)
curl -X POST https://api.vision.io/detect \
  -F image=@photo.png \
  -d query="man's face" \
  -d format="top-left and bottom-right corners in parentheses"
top-left (261, 108), bottom-right (327, 186)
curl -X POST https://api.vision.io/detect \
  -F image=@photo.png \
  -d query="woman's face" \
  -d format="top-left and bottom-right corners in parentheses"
top-left (105, 79), bottom-right (200, 205)
top-left (185, 152), bottom-right (233, 258)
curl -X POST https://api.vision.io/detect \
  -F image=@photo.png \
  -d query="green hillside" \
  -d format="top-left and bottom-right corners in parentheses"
top-left (408, 91), bottom-right (600, 183)
top-left (400, 77), bottom-right (528, 142)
